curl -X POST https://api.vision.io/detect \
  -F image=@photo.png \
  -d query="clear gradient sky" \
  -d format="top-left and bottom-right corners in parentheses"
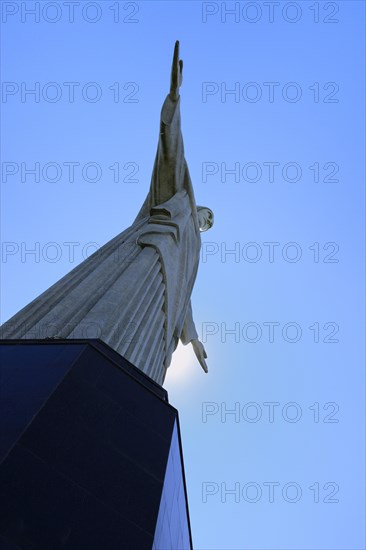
top-left (1, 1), bottom-right (365, 549)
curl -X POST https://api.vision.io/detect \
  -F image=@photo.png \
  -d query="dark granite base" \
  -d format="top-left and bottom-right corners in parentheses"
top-left (0, 339), bottom-right (192, 549)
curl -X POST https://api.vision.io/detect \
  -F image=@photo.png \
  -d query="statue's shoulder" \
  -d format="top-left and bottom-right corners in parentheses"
top-left (150, 190), bottom-right (188, 219)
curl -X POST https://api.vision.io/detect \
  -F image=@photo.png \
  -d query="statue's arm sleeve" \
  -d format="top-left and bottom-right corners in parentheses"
top-left (151, 94), bottom-right (185, 205)
top-left (160, 94), bottom-right (183, 157)
top-left (180, 300), bottom-right (199, 345)
top-left (133, 94), bottom-right (193, 222)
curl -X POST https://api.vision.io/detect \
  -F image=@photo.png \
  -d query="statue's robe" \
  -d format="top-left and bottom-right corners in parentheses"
top-left (0, 95), bottom-right (201, 385)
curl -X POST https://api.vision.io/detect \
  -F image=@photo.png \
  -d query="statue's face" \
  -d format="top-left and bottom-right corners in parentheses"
top-left (197, 207), bottom-right (214, 232)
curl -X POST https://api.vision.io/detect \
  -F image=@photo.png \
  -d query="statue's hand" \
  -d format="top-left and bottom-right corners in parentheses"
top-left (191, 339), bottom-right (208, 373)
top-left (170, 40), bottom-right (183, 101)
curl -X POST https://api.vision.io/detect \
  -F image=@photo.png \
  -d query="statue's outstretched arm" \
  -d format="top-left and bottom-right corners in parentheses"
top-left (160, 39), bottom-right (184, 127)
top-left (150, 41), bottom-right (186, 205)
top-left (134, 42), bottom-right (190, 220)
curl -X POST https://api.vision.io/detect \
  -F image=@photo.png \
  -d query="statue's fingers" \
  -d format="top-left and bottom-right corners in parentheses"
top-left (171, 41), bottom-right (180, 87)
top-left (179, 59), bottom-right (183, 73)
top-left (173, 40), bottom-right (180, 67)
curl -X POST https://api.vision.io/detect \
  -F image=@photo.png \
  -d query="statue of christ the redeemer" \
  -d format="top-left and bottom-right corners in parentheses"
top-left (0, 41), bottom-right (214, 385)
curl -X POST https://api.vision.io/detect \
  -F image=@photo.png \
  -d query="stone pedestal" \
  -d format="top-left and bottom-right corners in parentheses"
top-left (0, 339), bottom-right (192, 549)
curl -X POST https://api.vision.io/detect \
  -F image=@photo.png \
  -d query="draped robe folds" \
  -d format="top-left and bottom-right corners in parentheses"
top-left (0, 95), bottom-right (202, 385)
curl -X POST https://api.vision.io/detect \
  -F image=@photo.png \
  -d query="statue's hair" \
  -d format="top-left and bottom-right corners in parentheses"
top-left (197, 206), bottom-right (214, 231)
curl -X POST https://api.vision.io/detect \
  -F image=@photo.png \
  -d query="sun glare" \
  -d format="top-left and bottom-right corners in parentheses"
top-left (164, 341), bottom-right (196, 387)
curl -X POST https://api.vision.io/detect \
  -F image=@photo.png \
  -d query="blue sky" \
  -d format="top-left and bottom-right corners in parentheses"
top-left (1, 1), bottom-right (365, 548)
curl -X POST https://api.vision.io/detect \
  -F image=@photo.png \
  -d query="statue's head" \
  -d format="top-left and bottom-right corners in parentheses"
top-left (197, 206), bottom-right (214, 232)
